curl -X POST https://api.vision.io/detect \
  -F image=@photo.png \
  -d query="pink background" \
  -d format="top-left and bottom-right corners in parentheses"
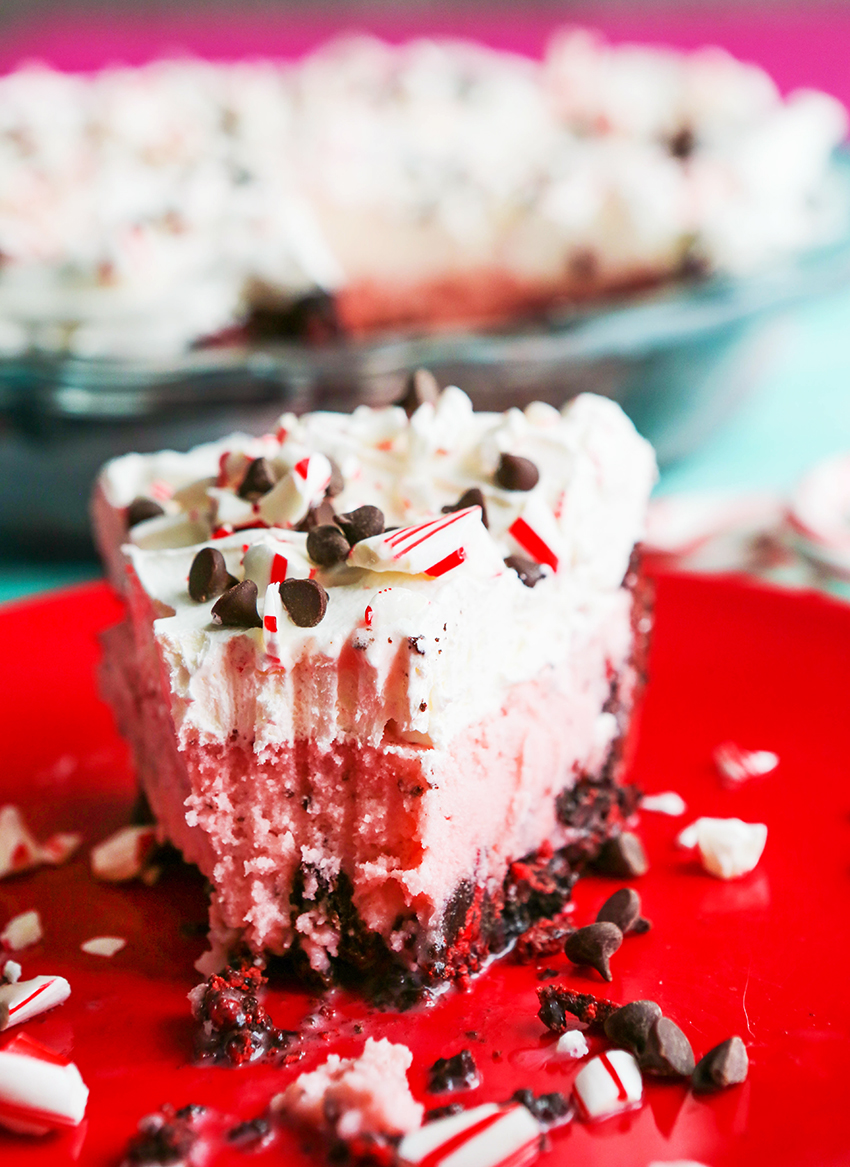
top-left (1, 6), bottom-right (849, 108)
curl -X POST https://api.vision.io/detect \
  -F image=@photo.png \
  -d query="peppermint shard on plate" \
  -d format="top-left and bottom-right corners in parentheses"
top-left (93, 385), bottom-right (656, 997)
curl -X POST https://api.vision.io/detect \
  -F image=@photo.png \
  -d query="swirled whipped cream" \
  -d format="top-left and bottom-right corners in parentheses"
top-left (96, 387), bottom-right (656, 751)
top-left (1, 30), bottom-right (846, 356)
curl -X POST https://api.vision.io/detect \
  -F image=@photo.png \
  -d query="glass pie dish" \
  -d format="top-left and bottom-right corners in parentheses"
top-left (2, 152), bottom-right (850, 556)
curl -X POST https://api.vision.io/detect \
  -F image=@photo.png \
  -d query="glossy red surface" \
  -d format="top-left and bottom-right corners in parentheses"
top-left (1, 571), bottom-right (849, 1167)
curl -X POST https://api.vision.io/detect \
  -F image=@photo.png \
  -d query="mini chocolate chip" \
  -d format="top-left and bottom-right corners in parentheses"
top-left (335, 505), bottom-right (385, 545)
top-left (237, 457), bottom-right (276, 500)
top-left (211, 580), bottom-right (262, 628)
top-left (504, 555), bottom-right (544, 588)
top-left (594, 831), bottom-right (649, 878)
top-left (306, 524), bottom-right (350, 567)
top-left (668, 125), bottom-right (695, 159)
top-left (280, 578), bottom-right (328, 628)
top-left (596, 887), bottom-right (642, 934)
top-left (326, 457), bottom-right (345, 498)
top-left (641, 1016), bottom-right (696, 1077)
top-left (441, 487), bottom-right (489, 529)
top-left (604, 1000), bottom-right (662, 1056)
top-left (126, 498), bottom-right (165, 528)
top-left (692, 1036), bottom-right (748, 1092)
top-left (398, 367), bottom-right (440, 416)
top-left (294, 496), bottom-right (337, 533)
top-left (494, 453), bottom-right (539, 492)
top-left (631, 917), bottom-right (652, 934)
top-left (427, 1049), bottom-right (479, 1093)
top-left (188, 547), bottom-right (233, 603)
top-left (564, 922), bottom-right (623, 982)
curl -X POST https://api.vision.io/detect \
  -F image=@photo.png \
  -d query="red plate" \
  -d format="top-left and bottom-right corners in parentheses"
top-left (1, 571), bottom-right (849, 1167)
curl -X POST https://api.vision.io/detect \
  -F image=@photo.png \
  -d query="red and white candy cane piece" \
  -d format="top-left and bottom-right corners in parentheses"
top-left (573, 1050), bottom-right (643, 1121)
top-left (507, 495), bottom-right (563, 572)
top-left (713, 742), bottom-right (779, 787)
top-left (40, 832), bottom-right (82, 866)
top-left (351, 507), bottom-right (490, 578)
top-left (262, 582), bottom-right (286, 660)
top-left (0, 806), bottom-right (43, 879)
top-left (397, 1103), bottom-right (541, 1167)
top-left (243, 536), bottom-right (312, 594)
top-left (90, 825), bottom-right (157, 882)
top-left (0, 975), bottom-right (71, 1031)
top-left (0, 1032), bottom-right (88, 1135)
top-left (258, 453), bottom-right (332, 528)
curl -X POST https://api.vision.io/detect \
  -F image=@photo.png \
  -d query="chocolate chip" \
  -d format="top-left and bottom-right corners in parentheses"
top-left (640, 1016), bottom-right (695, 1077)
top-left (494, 453), bottom-right (539, 492)
top-left (211, 580), bottom-right (262, 628)
top-left (596, 888), bottom-right (642, 934)
top-left (335, 505), bottom-right (385, 545)
top-left (188, 547), bottom-right (234, 603)
top-left (631, 917), bottom-right (652, 934)
top-left (306, 524), bottom-right (350, 567)
top-left (504, 555), bottom-right (544, 588)
top-left (427, 1049), bottom-right (479, 1093)
top-left (126, 498), bottom-right (165, 528)
top-left (604, 1000), bottom-right (662, 1056)
top-left (564, 922), bottom-right (623, 982)
top-left (326, 457), bottom-right (345, 498)
top-left (398, 368), bottom-right (440, 416)
top-left (237, 457), bottom-right (276, 500)
top-left (594, 831), bottom-right (649, 878)
top-left (294, 496), bottom-right (337, 533)
top-left (280, 578), bottom-right (328, 627)
top-left (441, 487), bottom-right (488, 529)
top-left (668, 125), bottom-right (695, 159)
top-left (692, 1036), bottom-right (748, 1093)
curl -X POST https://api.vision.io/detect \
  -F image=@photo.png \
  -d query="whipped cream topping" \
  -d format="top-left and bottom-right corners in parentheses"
top-left (1, 31), bottom-right (845, 356)
top-left (99, 388), bottom-right (655, 752)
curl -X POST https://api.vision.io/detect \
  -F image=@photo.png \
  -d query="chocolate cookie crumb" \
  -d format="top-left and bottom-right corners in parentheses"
top-left (427, 1049), bottom-right (480, 1093)
top-left (495, 453), bottom-right (539, 492)
top-left (238, 457), bottom-right (276, 500)
top-left (504, 555), bottom-right (544, 588)
top-left (515, 916), bottom-right (575, 962)
top-left (593, 831), bottom-right (649, 878)
top-left (537, 986), bottom-right (620, 1033)
top-left (226, 1117), bottom-right (272, 1147)
top-left (306, 524), bottom-right (350, 567)
top-left (122, 1105), bottom-right (201, 1166)
top-left (565, 922), bottom-right (623, 981)
top-left (692, 1036), bottom-right (748, 1092)
top-left (190, 960), bottom-right (294, 1066)
top-left (280, 578), bottom-right (328, 627)
top-left (126, 498), bottom-right (165, 528)
top-left (424, 1103), bottom-right (464, 1123)
top-left (510, 1089), bottom-right (573, 1128)
top-left (212, 580), bottom-right (262, 628)
top-left (604, 1000), bottom-right (662, 1056)
top-left (640, 1016), bottom-right (695, 1077)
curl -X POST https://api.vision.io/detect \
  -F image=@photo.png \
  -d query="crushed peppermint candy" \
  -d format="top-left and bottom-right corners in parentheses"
top-left (398, 1102), bottom-right (541, 1167)
top-left (0, 975), bottom-right (71, 1031)
top-left (90, 825), bottom-right (158, 882)
top-left (0, 805), bottom-right (81, 880)
top-left (2, 960), bottom-right (22, 984)
top-left (0, 1032), bottom-right (89, 1135)
top-left (80, 936), bottom-right (126, 957)
top-left (677, 817), bottom-right (768, 879)
top-left (350, 506), bottom-right (500, 578)
top-left (1, 910), bottom-right (43, 951)
top-left (257, 452), bottom-right (332, 527)
top-left (555, 1030), bottom-right (589, 1059)
top-left (573, 1050), bottom-right (643, 1121)
top-left (641, 791), bottom-right (687, 816)
top-left (713, 742), bottom-right (779, 786)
